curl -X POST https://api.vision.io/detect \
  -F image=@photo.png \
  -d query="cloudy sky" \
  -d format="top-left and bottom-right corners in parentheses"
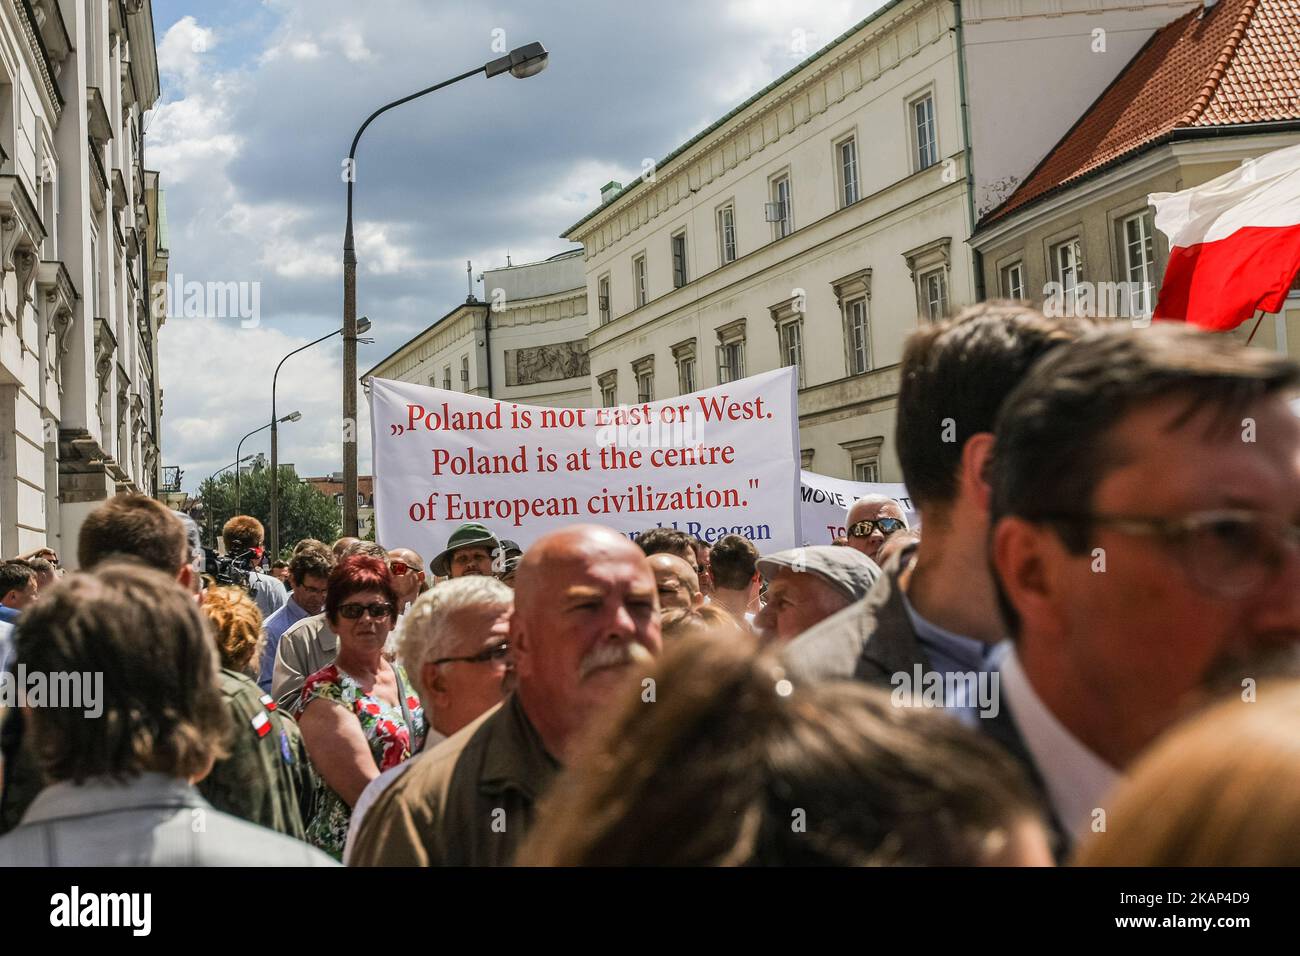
top-left (151, 0), bottom-right (887, 492)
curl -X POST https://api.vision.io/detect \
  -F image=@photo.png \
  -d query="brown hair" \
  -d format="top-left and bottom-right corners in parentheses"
top-left (221, 515), bottom-right (265, 554)
top-left (989, 323), bottom-right (1298, 634)
top-left (634, 527), bottom-right (696, 561)
top-left (78, 494), bottom-right (189, 573)
top-left (517, 634), bottom-right (1043, 866)
top-left (16, 560), bottom-right (230, 783)
top-left (288, 545), bottom-right (334, 587)
top-left (1075, 682), bottom-right (1300, 866)
top-left (201, 585), bottom-right (265, 674)
top-left (709, 534), bottom-right (759, 591)
top-left (896, 302), bottom-right (1086, 512)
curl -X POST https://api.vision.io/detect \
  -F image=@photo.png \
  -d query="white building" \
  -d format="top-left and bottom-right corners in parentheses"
top-left (364, 249), bottom-right (591, 408)
top-left (560, 0), bottom-right (1198, 481)
top-left (0, 0), bottom-right (164, 563)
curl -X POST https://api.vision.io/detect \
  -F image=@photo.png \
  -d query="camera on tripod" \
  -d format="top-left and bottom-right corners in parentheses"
top-left (212, 548), bottom-right (260, 591)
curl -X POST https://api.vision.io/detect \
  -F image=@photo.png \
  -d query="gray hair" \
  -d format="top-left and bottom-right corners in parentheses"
top-left (398, 576), bottom-right (513, 702)
top-left (848, 495), bottom-right (909, 529)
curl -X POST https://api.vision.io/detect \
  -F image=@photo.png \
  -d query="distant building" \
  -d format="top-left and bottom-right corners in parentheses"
top-left (303, 473), bottom-right (375, 540)
top-left (363, 250), bottom-right (591, 408)
top-left (0, 0), bottom-right (165, 562)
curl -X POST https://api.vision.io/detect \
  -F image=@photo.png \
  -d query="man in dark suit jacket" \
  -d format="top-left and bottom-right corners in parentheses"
top-left (786, 304), bottom-right (1085, 692)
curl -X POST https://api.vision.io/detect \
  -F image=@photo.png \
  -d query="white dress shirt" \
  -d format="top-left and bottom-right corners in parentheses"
top-left (998, 647), bottom-right (1120, 842)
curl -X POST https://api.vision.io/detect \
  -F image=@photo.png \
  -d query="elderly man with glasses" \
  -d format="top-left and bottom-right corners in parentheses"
top-left (844, 496), bottom-right (909, 564)
top-left (342, 577), bottom-right (514, 863)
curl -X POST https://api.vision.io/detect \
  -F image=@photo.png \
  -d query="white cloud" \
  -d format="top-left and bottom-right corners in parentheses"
top-left (156, 16), bottom-right (217, 79)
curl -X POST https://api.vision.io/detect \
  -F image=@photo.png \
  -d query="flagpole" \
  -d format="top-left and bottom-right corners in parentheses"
top-left (1245, 311), bottom-right (1265, 345)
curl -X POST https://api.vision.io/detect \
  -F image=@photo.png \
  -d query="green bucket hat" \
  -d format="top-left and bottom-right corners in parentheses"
top-left (430, 522), bottom-right (501, 576)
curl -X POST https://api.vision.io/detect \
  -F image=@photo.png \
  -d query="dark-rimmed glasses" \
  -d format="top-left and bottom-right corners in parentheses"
top-left (337, 602), bottom-right (395, 620)
top-left (433, 641), bottom-right (510, 666)
top-left (848, 517), bottom-right (906, 538)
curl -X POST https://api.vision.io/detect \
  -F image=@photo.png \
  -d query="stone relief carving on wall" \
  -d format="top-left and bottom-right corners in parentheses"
top-left (505, 339), bottom-right (590, 386)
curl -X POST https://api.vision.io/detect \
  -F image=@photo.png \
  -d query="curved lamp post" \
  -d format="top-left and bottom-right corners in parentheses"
top-left (235, 411), bottom-right (300, 513)
top-left (340, 42), bottom-right (549, 536)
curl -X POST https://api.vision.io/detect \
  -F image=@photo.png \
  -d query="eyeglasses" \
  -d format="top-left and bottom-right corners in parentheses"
top-left (432, 641), bottom-right (510, 666)
top-left (1038, 509), bottom-right (1300, 600)
top-left (848, 518), bottom-right (906, 538)
top-left (337, 602), bottom-right (395, 620)
top-left (390, 561), bottom-right (423, 578)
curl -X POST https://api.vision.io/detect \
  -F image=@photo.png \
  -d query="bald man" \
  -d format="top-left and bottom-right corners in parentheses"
top-left (648, 553), bottom-right (704, 612)
top-left (844, 495), bottom-right (908, 564)
top-left (387, 548), bottom-right (427, 614)
top-left (348, 524), bottom-right (662, 866)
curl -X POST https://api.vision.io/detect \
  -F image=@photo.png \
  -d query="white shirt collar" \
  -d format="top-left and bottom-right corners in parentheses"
top-left (998, 647), bottom-right (1121, 841)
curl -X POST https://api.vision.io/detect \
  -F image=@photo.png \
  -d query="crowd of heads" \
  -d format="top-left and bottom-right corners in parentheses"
top-left (1, 302), bottom-right (1298, 869)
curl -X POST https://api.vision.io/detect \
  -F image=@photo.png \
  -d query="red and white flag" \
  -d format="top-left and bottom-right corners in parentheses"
top-left (1151, 142), bottom-right (1300, 330)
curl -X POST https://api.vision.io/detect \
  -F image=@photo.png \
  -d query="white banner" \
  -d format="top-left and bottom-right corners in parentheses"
top-left (799, 469), bottom-right (917, 545)
top-left (370, 368), bottom-right (801, 560)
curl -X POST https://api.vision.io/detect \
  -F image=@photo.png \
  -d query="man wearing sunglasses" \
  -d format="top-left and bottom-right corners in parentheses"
top-left (989, 325), bottom-right (1300, 854)
top-left (845, 496), bottom-right (909, 564)
top-left (387, 548), bottom-right (428, 614)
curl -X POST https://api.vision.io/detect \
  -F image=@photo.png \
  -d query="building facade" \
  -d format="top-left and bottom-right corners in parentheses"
top-left (363, 249), bottom-right (591, 408)
top-left (560, 0), bottom-right (1200, 481)
top-left (0, 0), bottom-right (164, 563)
top-left (971, 0), bottom-right (1300, 355)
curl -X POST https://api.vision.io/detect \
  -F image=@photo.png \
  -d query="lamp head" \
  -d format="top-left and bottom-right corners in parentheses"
top-left (285, 411), bottom-right (303, 423)
top-left (357, 316), bottom-right (372, 335)
top-left (485, 42), bottom-right (548, 80)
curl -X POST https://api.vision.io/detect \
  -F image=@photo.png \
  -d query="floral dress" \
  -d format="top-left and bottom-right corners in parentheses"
top-left (294, 662), bottom-right (426, 859)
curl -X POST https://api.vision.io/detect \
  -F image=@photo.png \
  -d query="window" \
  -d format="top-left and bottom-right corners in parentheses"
top-left (855, 460), bottom-right (881, 483)
top-left (633, 254), bottom-right (648, 307)
top-left (673, 339), bottom-right (697, 394)
top-left (671, 231), bottom-right (688, 288)
top-left (919, 268), bottom-right (948, 322)
top-left (847, 298), bottom-right (870, 374)
top-left (1052, 238), bottom-right (1083, 314)
top-left (838, 136), bottom-right (859, 207)
top-left (598, 371), bottom-right (617, 408)
top-left (716, 320), bottom-right (746, 384)
top-left (598, 274), bottom-right (611, 325)
top-left (443, 365), bottom-right (451, 390)
top-left (911, 93), bottom-right (938, 171)
top-left (633, 356), bottom-right (655, 403)
top-left (90, 232), bottom-right (100, 314)
top-left (779, 320), bottom-right (804, 387)
top-left (461, 355), bottom-right (470, 389)
top-left (1121, 212), bottom-right (1155, 318)
top-left (769, 174), bottom-right (793, 239)
top-left (717, 203), bottom-right (737, 265)
top-left (1001, 261), bottom-right (1025, 300)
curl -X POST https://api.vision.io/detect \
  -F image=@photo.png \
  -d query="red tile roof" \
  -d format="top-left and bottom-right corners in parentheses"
top-left (979, 0), bottom-right (1300, 227)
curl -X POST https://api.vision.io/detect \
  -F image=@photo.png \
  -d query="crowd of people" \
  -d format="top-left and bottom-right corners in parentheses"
top-left (0, 303), bottom-right (1298, 867)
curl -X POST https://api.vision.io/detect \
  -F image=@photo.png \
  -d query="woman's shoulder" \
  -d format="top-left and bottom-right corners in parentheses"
top-left (296, 663), bottom-right (348, 711)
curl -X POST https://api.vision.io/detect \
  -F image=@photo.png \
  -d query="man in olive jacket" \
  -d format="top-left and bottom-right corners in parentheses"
top-left (348, 524), bottom-right (662, 866)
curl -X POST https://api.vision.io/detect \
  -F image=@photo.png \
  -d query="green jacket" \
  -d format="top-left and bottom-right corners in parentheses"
top-left (198, 669), bottom-right (316, 840)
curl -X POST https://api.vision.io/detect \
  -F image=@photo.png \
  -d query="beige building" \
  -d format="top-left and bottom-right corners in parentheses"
top-left (971, 0), bottom-right (1300, 356)
top-left (363, 249), bottom-right (591, 408)
top-left (0, 0), bottom-right (165, 562)
top-left (560, 0), bottom-right (1200, 481)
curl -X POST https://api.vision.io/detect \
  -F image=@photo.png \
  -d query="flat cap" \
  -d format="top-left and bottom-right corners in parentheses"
top-left (757, 545), bottom-right (880, 602)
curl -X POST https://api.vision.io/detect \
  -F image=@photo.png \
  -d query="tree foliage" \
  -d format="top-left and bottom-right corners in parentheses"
top-left (198, 463), bottom-right (341, 560)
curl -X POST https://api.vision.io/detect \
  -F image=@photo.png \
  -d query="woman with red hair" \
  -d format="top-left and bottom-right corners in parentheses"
top-left (294, 555), bottom-right (425, 859)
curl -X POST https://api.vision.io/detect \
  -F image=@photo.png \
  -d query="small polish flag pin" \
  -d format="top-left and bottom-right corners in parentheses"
top-left (259, 694), bottom-right (277, 712)
top-left (251, 711), bottom-right (271, 738)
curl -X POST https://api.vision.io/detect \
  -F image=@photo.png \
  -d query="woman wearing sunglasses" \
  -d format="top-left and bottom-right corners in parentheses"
top-left (294, 555), bottom-right (426, 859)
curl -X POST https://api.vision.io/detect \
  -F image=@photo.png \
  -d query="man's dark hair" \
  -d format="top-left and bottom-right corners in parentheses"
top-left (289, 547), bottom-right (335, 587)
top-left (989, 324), bottom-right (1299, 634)
top-left (25, 557), bottom-right (54, 576)
top-left (0, 560), bottom-right (35, 602)
top-left (17, 560), bottom-right (230, 783)
top-left (635, 527), bottom-right (696, 562)
top-left (78, 494), bottom-right (189, 573)
top-left (709, 534), bottom-right (759, 591)
top-left (896, 302), bottom-right (1087, 512)
top-left (221, 515), bottom-right (265, 554)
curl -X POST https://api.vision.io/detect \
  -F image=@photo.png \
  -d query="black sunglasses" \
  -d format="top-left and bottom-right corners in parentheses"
top-left (848, 517), bottom-right (906, 538)
top-left (433, 641), bottom-right (510, 666)
top-left (337, 602), bottom-right (394, 620)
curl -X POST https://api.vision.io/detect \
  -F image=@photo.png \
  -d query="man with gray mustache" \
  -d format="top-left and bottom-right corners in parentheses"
top-left (348, 524), bottom-right (662, 866)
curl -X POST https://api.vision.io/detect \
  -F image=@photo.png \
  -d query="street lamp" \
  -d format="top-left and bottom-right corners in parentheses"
top-left (203, 454), bottom-right (257, 547)
top-left (341, 42), bottom-right (549, 537)
top-left (235, 412), bottom-right (300, 512)
top-left (270, 318), bottom-right (370, 558)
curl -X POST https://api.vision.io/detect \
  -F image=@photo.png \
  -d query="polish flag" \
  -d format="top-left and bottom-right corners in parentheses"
top-left (1151, 142), bottom-right (1300, 330)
